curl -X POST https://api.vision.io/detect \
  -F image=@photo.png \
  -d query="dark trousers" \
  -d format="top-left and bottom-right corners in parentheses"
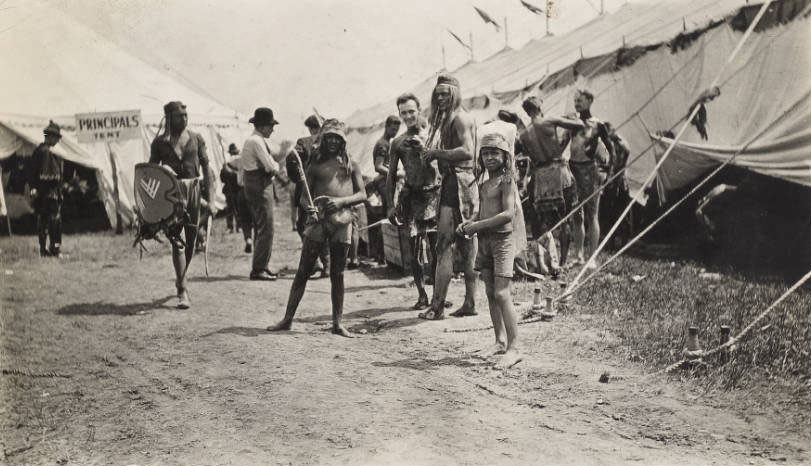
top-left (35, 195), bottom-right (62, 252)
top-left (244, 171), bottom-right (275, 273)
top-left (223, 189), bottom-right (238, 230)
top-left (237, 189), bottom-right (253, 242)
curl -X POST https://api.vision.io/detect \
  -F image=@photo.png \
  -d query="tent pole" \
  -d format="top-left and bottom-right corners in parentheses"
top-left (469, 31), bottom-right (474, 61)
top-left (107, 142), bottom-right (123, 235)
top-left (441, 44), bottom-right (447, 70)
top-left (545, 0), bottom-right (551, 36)
top-left (0, 171), bottom-right (10, 236)
top-left (504, 16), bottom-right (509, 49)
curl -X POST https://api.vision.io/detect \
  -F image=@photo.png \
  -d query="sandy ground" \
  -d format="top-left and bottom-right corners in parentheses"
top-left (1, 213), bottom-right (809, 466)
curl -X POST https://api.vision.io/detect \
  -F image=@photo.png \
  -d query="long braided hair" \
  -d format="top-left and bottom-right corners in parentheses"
top-left (426, 83), bottom-right (462, 151)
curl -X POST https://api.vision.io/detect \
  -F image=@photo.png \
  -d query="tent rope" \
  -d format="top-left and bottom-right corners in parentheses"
top-left (555, 92), bottom-right (804, 305)
top-left (636, 113), bottom-right (656, 145)
top-left (566, 0), bottom-right (774, 293)
top-left (661, 266), bottom-right (811, 374)
top-left (529, 3), bottom-right (804, 246)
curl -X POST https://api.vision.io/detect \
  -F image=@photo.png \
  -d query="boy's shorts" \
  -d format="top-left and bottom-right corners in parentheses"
top-left (475, 231), bottom-right (515, 278)
top-left (303, 219), bottom-right (352, 245)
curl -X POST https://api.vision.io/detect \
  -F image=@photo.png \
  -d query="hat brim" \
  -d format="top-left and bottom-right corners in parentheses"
top-left (249, 118), bottom-right (280, 125)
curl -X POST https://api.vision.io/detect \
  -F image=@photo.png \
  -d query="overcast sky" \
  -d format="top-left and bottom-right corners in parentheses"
top-left (51, 0), bottom-right (632, 140)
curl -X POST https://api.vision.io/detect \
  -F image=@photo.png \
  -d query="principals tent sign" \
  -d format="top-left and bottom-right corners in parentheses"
top-left (75, 110), bottom-right (142, 143)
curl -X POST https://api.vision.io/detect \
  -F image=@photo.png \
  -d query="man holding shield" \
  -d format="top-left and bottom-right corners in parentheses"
top-left (148, 101), bottom-right (215, 309)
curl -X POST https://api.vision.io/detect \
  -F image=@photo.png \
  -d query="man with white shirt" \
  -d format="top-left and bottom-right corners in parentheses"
top-left (241, 107), bottom-right (281, 281)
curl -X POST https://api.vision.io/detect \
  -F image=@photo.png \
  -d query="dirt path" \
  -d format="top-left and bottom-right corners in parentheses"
top-left (1, 219), bottom-right (808, 465)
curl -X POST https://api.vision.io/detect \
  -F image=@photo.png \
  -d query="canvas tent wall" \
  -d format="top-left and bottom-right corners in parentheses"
top-left (0, 2), bottom-right (251, 229)
top-left (345, 0), bottom-right (811, 196)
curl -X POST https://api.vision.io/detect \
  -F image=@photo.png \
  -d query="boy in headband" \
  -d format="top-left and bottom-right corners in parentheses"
top-left (268, 119), bottom-right (367, 337)
top-left (457, 128), bottom-right (521, 368)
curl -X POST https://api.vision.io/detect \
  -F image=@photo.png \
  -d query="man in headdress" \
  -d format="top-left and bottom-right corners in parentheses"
top-left (26, 120), bottom-right (71, 257)
top-left (241, 107), bottom-right (282, 281)
top-left (386, 93), bottom-right (441, 310)
top-left (220, 143), bottom-right (241, 233)
top-left (418, 74), bottom-right (478, 320)
top-left (287, 115), bottom-right (330, 277)
top-left (268, 119), bottom-right (367, 337)
top-left (568, 89), bottom-right (614, 267)
top-left (148, 101), bottom-right (215, 309)
top-left (519, 96), bottom-right (585, 271)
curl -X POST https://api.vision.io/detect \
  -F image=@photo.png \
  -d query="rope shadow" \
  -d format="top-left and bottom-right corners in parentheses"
top-left (56, 295), bottom-right (175, 316)
top-left (296, 306), bottom-right (413, 323)
top-left (201, 326), bottom-right (306, 338)
top-left (345, 283), bottom-right (404, 293)
top-left (372, 355), bottom-right (487, 371)
top-left (189, 274), bottom-right (249, 283)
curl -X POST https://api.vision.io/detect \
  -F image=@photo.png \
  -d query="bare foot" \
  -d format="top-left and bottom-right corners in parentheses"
top-left (267, 320), bottom-right (292, 332)
top-left (413, 296), bottom-right (430, 310)
top-left (495, 350), bottom-right (523, 369)
top-left (332, 326), bottom-right (354, 338)
top-left (450, 303), bottom-right (477, 317)
top-left (475, 343), bottom-right (506, 358)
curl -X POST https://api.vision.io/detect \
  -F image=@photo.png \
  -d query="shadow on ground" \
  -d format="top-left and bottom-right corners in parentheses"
top-left (56, 295), bottom-right (175, 316)
top-left (357, 264), bottom-right (409, 281)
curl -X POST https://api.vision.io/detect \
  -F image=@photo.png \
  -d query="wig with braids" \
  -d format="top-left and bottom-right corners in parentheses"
top-left (426, 76), bottom-right (463, 150)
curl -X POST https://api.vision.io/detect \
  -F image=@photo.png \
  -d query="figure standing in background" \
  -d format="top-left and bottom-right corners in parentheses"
top-left (27, 120), bottom-right (71, 258)
top-left (240, 107), bottom-right (281, 281)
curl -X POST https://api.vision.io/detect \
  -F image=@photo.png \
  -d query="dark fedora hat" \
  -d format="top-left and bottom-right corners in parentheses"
top-left (249, 107), bottom-right (280, 126)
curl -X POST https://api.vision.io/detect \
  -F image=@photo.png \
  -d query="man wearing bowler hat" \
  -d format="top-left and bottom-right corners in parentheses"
top-left (27, 120), bottom-right (72, 257)
top-left (241, 107), bottom-right (282, 280)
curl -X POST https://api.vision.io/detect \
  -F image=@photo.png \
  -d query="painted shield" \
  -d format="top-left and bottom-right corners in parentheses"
top-left (133, 163), bottom-right (184, 225)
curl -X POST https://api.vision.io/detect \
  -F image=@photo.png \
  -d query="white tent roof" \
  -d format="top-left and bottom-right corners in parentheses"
top-left (0, 2), bottom-right (252, 227)
top-left (345, 0), bottom-right (747, 130)
top-left (0, 2), bottom-right (239, 120)
top-left (345, 0), bottom-right (811, 191)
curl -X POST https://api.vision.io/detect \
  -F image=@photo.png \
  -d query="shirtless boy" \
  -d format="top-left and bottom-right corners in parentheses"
top-left (267, 119), bottom-right (367, 337)
top-left (457, 130), bottom-right (521, 368)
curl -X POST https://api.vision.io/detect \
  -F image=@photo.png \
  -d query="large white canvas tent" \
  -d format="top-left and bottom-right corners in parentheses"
top-left (345, 0), bottom-right (811, 198)
top-left (0, 3), bottom-right (251, 228)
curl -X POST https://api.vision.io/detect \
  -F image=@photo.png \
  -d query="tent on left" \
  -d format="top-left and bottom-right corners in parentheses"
top-left (0, 2), bottom-right (251, 231)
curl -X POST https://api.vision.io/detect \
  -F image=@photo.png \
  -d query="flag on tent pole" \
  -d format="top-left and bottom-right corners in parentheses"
top-left (446, 29), bottom-right (471, 50)
top-left (473, 6), bottom-right (501, 31)
top-left (520, 0), bottom-right (545, 15)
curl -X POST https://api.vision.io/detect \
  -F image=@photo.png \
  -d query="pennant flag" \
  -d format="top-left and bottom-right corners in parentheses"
top-left (473, 6), bottom-right (501, 31)
top-left (446, 29), bottom-right (471, 50)
top-left (520, 0), bottom-right (545, 15)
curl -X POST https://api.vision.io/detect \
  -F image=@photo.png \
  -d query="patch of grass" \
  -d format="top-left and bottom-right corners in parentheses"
top-left (0, 231), bottom-right (164, 265)
top-left (572, 254), bottom-right (810, 422)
